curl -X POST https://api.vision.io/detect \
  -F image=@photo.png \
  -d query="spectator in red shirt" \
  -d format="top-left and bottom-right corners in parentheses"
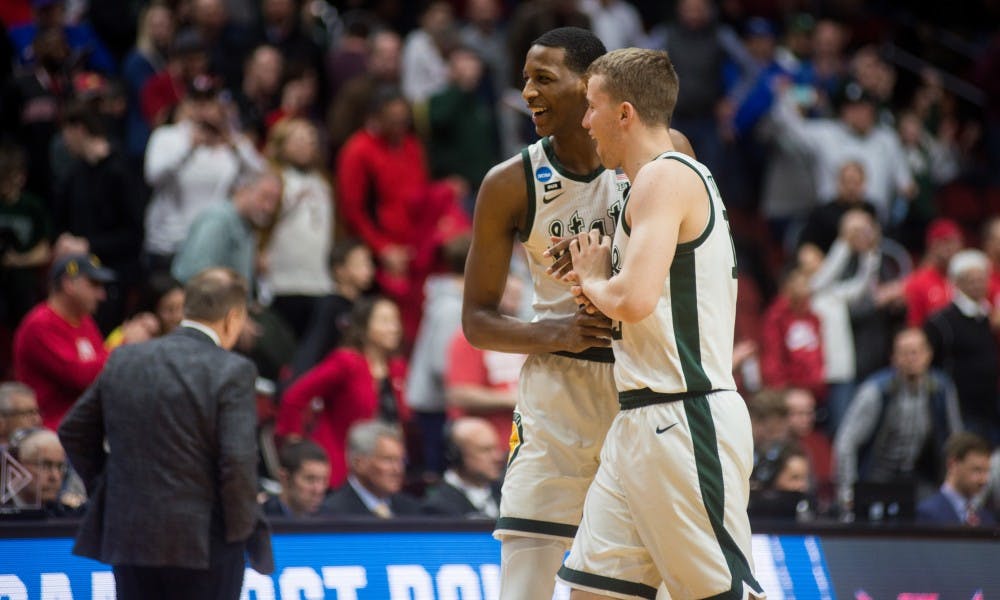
top-left (275, 296), bottom-right (409, 488)
top-left (335, 86), bottom-right (469, 342)
top-left (13, 254), bottom-right (114, 430)
top-left (904, 218), bottom-right (963, 327)
top-left (760, 267), bottom-right (826, 400)
top-left (140, 29), bottom-right (209, 128)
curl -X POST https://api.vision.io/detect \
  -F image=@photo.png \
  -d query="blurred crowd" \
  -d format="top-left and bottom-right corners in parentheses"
top-left (1, 0), bottom-right (999, 526)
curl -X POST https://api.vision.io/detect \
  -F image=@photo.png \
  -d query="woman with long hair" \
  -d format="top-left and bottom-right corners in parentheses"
top-left (122, 2), bottom-right (174, 160)
top-left (275, 296), bottom-right (409, 488)
top-left (263, 117), bottom-right (334, 337)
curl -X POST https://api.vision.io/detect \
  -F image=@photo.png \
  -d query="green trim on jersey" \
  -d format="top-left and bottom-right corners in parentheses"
top-left (554, 347), bottom-right (615, 363)
top-left (670, 251), bottom-right (712, 391)
top-left (621, 187), bottom-right (632, 236)
top-left (542, 136), bottom-right (605, 183)
top-left (519, 147), bottom-right (536, 242)
top-left (660, 154), bottom-right (715, 253)
top-left (685, 397), bottom-right (764, 600)
top-left (557, 566), bottom-right (658, 599)
top-left (495, 516), bottom-right (578, 539)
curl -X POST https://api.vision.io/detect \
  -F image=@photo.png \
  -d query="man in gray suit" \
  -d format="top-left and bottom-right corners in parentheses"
top-left (59, 267), bottom-right (266, 600)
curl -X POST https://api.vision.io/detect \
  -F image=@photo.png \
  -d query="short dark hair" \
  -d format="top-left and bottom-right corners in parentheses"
top-left (367, 84), bottom-right (407, 117)
top-left (532, 27), bottom-right (607, 75)
top-left (279, 440), bottom-right (329, 474)
top-left (61, 100), bottom-right (106, 136)
top-left (0, 144), bottom-right (26, 183)
top-left (329, 238), bottom-right (367, 269)
top-left (137, 272), bottom-right (183, 315)
top-left (182, 268), bottom-right (248, 322)
top-left (752, 440), bottom-right (807, 489)
top-left (945, 432), bottom-right (991, 463)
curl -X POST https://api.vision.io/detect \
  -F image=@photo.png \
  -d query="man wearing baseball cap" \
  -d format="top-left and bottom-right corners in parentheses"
top-left (12, 253), bottom-right (115, 430)
top-left (904, 218), bottom-right (965, 326)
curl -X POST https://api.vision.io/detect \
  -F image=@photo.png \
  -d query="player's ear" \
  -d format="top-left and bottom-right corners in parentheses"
top-left (620, 101), bottom-right (635, 125)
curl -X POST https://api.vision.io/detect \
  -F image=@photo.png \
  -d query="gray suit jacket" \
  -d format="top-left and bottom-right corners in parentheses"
top-left (59, 326), bottom-right (261, 569)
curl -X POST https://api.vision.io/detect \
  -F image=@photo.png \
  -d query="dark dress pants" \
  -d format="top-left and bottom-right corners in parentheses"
top-left (112, 541), bottom-right (245, 600)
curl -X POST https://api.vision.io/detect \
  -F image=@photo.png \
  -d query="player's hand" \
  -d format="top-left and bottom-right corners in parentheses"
top-left (566, 229), bottom-right (612, 285)
top-left (550, 310), bottom-right (613, 352)
top-left (570, 283), bottom-right (599, 314)
top-left (380, 244), bottom-right (411, 276)
top-left (544, 235), bottom-right (576, 279)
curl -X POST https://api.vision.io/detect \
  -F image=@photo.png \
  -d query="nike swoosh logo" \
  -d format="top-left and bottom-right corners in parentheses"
top-left (542, 192), bottom-right (565, 204)
top-left (655, 423), bottom-right (678, 434)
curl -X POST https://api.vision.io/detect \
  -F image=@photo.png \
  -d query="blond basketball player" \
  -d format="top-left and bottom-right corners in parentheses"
top-left (555, 49), bottom-right (765, 600)
top-left (462, 29), bottom-right (693, 600)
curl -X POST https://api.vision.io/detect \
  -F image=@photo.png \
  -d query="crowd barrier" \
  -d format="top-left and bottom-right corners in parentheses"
top-left (0, 519), bottom-right (997, 599)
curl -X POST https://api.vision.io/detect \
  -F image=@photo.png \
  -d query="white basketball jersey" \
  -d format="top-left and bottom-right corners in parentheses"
top-left (610, 152), bottom-right (738, 397)
top-left (519, 136), bottom-right (625, 322)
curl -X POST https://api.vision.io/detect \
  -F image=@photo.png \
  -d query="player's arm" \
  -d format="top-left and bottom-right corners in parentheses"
top-left (462, 158), bottom-right (611, 354)
top-left (571, 160), bottom-right (700, 323)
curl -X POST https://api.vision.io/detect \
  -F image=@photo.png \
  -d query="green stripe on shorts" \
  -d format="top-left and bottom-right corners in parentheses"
top-left (494, 517), bottom-right (578, 539)
top-left (557, 565), bottom-right (657, 599)
top-left (685, 396), bottom-right (764, 599)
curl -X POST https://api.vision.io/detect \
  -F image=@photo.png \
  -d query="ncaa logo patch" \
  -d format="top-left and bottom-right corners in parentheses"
top-left (535, 166), bottom-right (553, 182)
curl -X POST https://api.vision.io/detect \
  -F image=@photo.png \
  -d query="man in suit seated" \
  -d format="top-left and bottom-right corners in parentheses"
top-left (322, 420), bottom-right (421, 518)
top-left (262, 440), bottom-right (332, 518)
top-left (422, 417), bottom-right (504, 518)
top-left (4, 427), bottom-right (83, 517)
top-left (917, 432), bottom-right (996, 527)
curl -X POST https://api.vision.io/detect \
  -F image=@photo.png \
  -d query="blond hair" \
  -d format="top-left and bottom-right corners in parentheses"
top-left (587, 48), bottom-right (679, 127)
top-left (265, 118), bottom-right (323, 172)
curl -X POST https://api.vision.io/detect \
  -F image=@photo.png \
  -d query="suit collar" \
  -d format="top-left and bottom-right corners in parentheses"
top-left (178, 320), bottom-right (222, 346)
top-left (347, 475), bottom-right (390, 513)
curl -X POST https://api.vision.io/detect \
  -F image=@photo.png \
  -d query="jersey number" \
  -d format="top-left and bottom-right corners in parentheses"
top-left (707, 175), bottom-right (738, 279)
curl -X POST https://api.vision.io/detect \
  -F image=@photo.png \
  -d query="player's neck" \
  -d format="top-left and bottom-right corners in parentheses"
top-left (548, 130), bottom-right (603, 176)
top-left (620, 128), bottom-right (675, 182)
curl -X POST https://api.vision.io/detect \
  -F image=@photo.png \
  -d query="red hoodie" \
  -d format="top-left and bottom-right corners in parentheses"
top-left (760, 295), bottom-right (826, 399)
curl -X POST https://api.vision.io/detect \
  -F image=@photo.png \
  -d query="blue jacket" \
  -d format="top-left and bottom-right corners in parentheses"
top-left (916, 491), bottom-right (997, 526)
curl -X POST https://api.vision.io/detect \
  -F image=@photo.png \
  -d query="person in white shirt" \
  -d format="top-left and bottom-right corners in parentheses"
top-left (771, 79), bottom-right (915, 225)
top-left (262, 118), bottom-right (334, 337)
top-left (579, 0), bottom-right (644, 51)
top-left (143, 84), bottom-right (264, 268)
top-left (401, 1), bottom-right (453, 103)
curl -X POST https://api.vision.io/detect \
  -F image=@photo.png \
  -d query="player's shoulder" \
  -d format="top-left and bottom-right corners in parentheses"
top-left (640, 153), bottom-right (704, 186)
top-left (477, 152), bottom-right (529, 208)
top-left (484, 152), bottom-right (527, 187)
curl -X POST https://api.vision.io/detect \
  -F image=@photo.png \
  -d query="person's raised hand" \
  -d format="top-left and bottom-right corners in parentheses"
top-left (380, 244), bottom-right (411, 276)
top-left (122, 312), bottom-right (160, 344)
